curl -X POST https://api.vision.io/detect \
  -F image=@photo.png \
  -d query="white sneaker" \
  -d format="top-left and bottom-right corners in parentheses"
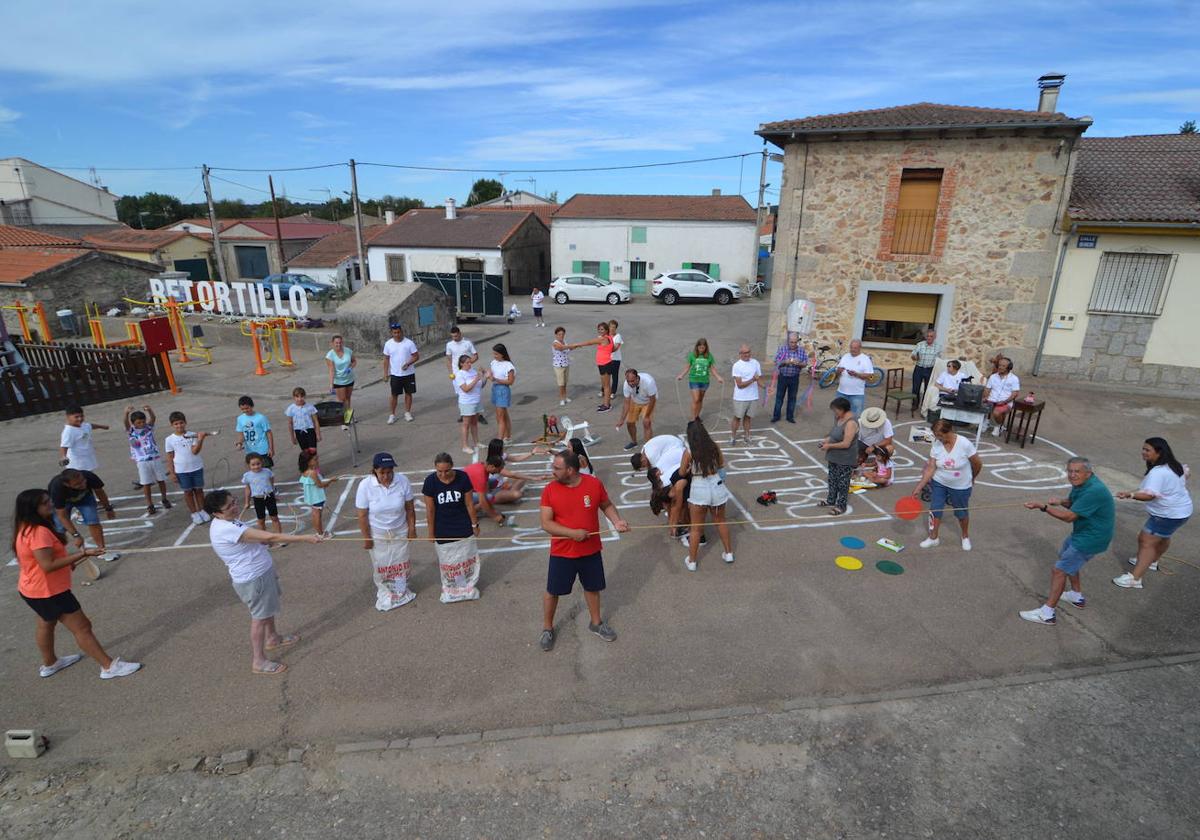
top-left (679, 533), bottom-right (690, 548)
top-left (462, 447), bottom-right (474, 455)
top-left (992, 424), bottom-right (1002, 437)
top-left (190, 511), bottom-right (203, 525)
top-left (919, 537), bottom-right (940, 549)
top-left (1061, 589), bottom-right (1086, 608)
top-left (961, 538), bottom-right (972, 551)
top-left (565, 397), bottom-right (572, 404)
top-left (100, 657), bottom-right (142, 679)
top-left (1113, 573), bottom-right (1143, 589)
top-left (404, 411), bottom-right (414, 422)
top-left (683, 555), bottom-right (697, 572)
top-left (1128, 557), bottom-right (1158, 572)
top-left (722, 552), bottom-right (734, 564)
top-left (99, 551), bottom-right (121, 563)
top-left (559, 400), bottom-right (568, 406)
top-left (40, 653), bottom-right (82, 678)
top-left (199, 511), bottom-right (212, 522)
top-left (1019, 606), bottom-right (1056, 625)
top-left (386, 414), bottom-right (397, 425)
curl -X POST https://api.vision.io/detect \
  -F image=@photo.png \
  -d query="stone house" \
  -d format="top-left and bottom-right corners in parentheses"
top-left (333, 280), bottom-right (455, 360)
top-left (80, 228), bottom-right (214, 283)
top-left (289, 226), bottom-right (388, 292)
top-left (757, 82), bottom-right (1091, 375)
top-left (166, 218), bottom-right (343, 282)
top-left (1036, 134), bottom-right (1200, 393)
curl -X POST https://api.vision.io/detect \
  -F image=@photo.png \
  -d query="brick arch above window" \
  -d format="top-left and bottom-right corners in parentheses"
top-left (877, 163), bottom-right (959, 262)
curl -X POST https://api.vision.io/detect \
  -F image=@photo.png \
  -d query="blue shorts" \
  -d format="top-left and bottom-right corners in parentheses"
top-left (688, 381), bottom-right (708, 391)
top-left (1144, 514), bottom-right (1189, 538)
top-left (547, 552), bottom-right (606, 596)
top-left (53, 496), bottom-right (100, 528)
top-left (1055, 536), bottom-right (1094, 575)
top-left (177, 469), bottom-right (204, 491)
top-left (492, 383), bottom-right (512, 408)
top-left (930, 481), bottom-right (971, 520)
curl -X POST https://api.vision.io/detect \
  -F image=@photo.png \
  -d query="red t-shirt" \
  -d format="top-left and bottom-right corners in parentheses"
top-left (16, 524), bottom-right (71, 599)
top-left (540, 474), bottom-right (609, 558)
top-left (595, 337), bottom-right (613, 366)
top-left (463, 461), bottom-right (489, 495)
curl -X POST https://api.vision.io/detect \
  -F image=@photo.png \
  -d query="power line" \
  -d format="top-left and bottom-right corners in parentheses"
top-left (209, 163), bottom-right (347, 173)
top-left (34, 166), bottom-right (200, 172)
top-left (209, 174), bottom-right (273, 195)
top-left (357, 152), bottom-right (760, 174)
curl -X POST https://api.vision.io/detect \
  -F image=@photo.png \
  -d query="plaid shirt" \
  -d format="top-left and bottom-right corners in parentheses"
top-left (912, 340), bottom-right (942, 368)
top-left (773, 343), bottom-right (808, 378)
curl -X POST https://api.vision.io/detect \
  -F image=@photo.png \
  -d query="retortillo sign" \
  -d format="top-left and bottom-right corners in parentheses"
top-left (148, 277), bottom-right (309, 319)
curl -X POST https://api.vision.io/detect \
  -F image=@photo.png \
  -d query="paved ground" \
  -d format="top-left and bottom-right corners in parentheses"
top-left (1, 292), bottom-right (1197, 836)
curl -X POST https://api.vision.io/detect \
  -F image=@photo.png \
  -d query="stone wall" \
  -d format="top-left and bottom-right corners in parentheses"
top-left (1038, 313), bottom-right (1200, 392)
top-left (0, 258), bottom-right (161, 340)
top-left (333, 281), bottom-right (456, 359)
top-left (500, 218), bottom-right (550, 295)
top-left (768, 134), bottom-right (1075, 373)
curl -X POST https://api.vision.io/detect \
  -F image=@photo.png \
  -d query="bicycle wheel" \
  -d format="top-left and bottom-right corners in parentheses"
top-left (863, 369), bottom-right (884, 388)
top-left (817, 362), bottom-right (838, 389)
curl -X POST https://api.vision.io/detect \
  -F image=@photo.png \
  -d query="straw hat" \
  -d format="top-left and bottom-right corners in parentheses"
top-left (859, 407), bottom-right (887, 429)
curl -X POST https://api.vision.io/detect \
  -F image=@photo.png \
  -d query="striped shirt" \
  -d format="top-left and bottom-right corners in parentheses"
top-left (912, 340), bottom-right (942, 368)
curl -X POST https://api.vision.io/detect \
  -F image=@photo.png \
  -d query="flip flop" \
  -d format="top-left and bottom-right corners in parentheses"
top-left (265, 634), bottom-right (300, 652)
top-left (827, 507), bottom-right (846, 516)
top-left (252, 661), bottom-right (288, 675)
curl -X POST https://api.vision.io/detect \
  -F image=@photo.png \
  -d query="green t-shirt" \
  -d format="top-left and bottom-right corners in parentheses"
top-left (687, 352), bottom-right (714, 383)
top-left (1067, 474), bottom-right (1115, 555)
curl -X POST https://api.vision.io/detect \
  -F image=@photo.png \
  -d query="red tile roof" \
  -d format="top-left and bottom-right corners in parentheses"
top-left (758, 103), bottom-right (1091, 138)
top-left (468, 204), bottom-right (558, 226)
top-left (1068, 134), bottom-right (1200, 224)
top-left (552, 194), bottom-right (756, 222)
top-left (0, 248), bottom-right (91, 284)
top-left (289, 227), bottom-right (388, 267)
top-left (0, 224), bottom-right (82, 248)
top-left (369, 209), bottom-right (544, 249)
top-left (81, 228), bottom-right (203, 252)
top-left (238, 219), bottom-right (345, 239)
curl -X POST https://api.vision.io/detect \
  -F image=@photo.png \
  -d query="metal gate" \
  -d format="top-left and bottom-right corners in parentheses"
top-left (412, 272), bottom-right (504, 319)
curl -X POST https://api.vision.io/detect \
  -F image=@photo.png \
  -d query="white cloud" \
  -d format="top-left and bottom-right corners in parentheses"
top-left (464, 127), bottom-right (723, 162)
top-left (0, 104), bottom-right (19, 125)
top-left (289, 110), bottom-right (345, 129)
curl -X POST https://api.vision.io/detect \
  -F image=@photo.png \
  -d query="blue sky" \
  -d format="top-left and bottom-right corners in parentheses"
top-left (1, 0), bottom-right (1196, 208)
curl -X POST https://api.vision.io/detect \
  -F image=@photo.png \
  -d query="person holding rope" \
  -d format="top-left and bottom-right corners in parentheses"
top-left (1113, 437), bottom-right (1192, 589)
top-left (551, 326), bottom-right (572, 407)
top-left (676, 337), bottom-right (723, 421)
top-left (680, 420), bottom-right (734, 571)
top-left (770, 332), bottom-right (808, 424)
top-left (911, 418), bottom-right (982, 550)
top-left (817, 397), bottom-right (859, 516)
top-left (49, 468), bottom-right (121, 564)
top-left (325, 334), bottom-right (357, 428)
top-left (12, 488), bottom-right (141, 680)
top-left (204, 488), bottom-right (325, 675)
top-left (356, 452), bottom-right (418, 611)
top-left (567, 322), bottom-right (615, 412)
top-left (731, 344), bottom-right (765, 445)
top-left (617, 368), bottom-right (658, 451)
top-left (422, 453), bottom-right (483, 603)
top-left (1020, 457), bottom-right (1114, 625)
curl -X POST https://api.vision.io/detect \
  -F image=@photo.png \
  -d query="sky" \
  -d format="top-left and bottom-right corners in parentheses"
top-left (0, 0), bottom-right (1196, 209)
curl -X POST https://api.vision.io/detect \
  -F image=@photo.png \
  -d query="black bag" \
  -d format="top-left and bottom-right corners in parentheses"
top-left (956, 383), bottom-right (985, 410)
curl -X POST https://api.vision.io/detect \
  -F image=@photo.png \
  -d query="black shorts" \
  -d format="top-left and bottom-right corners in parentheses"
top-left (253, 493), bottom-right (279, 519)
top-left (22, 590), bottom-right (82, 623)
top-left (533, 307), bottom-right (543, 317)
top-left (598, 362), bottom-right (617, 376)
top-left (295, 428), bottom-right (317, 450)
top-left (669, 468), bottom-right (692, 503)
top-left (390, 374), bottom-right (416, 396)
top-left (547, 552), bottom-right (606, 596)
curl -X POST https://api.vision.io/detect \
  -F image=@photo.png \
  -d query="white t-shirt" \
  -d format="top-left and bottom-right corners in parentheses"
top-left (936, 370), bottom-right (964, 391)
top-left (931, 434), bottom-right (977, 490)
top-left (643, 434), bottom-right (686, 480)
top-left (285, 402), bottom-right (318, 432)
top-left (986, 372), bottom-right (1020, 404)
top-left (836, 353), bottom-right (874, 396)
top-left (355, 474), bottom-right (414, 532)
top-left (61, 423), bottom-right (99, 471)
top-left (859, 418), bottom-right (895, 448)
top-left (164, 432), bottom-right (203, 474)
top-left (455, 368), bottom-right (484, 405)
top-left (209, 517), bottom-right (273, 584)
top-left (383, 337), bottom-right (419, 376)
top-left (490, 359), bottom-right (516, 385)
top-left (732, 359), bottom-right (763, 401)
top-left (610, 332), bottom-right (623, 362)
top-left (1141, 464), bottom-right (1193, 519)
top-left (623, 371), bottom-right (658, 404)
top-left (445, 338), bottom-right (476, 370)
top-left (531, 290), bottom-right (545, 309)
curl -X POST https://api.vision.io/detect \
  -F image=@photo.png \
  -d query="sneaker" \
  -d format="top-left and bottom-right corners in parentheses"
top-left (961, 538), bottom-right (972, 551)
top-left (199, 511), bottom-right (212, 522)
top-left (565, 397), bottom-right (572, 404)
top-left (992, 424), bottom-right (1002, 438)
top-left (1061, 590), bottom-right (1087, 608)
top-left (684, 555), bottom-right (697, 572)
top-left (539, 629), bottom-right (555, 652)
top-left (99, 656), bottom-right (142, 679)
top-left (98, 551), bottom-right (121, 563)
top-left (404, 411), bottom-right (414, 422)
top-left (588, 621), bottom-right (617, 642)
top-left (386, 414), bottom-right (397, 425)
top-left (190, 511), bottom-right (203, 525)
top-left (462, 447), bottom-right (474, 455)
top-left (559, 399), bottom-right (568, 406)
top-left (40, 653), bottom-right (82, 678)
top-left (1019, 607), bottom-right (1056, 625)
top-left (146, 504), bottom-right (157, 515)
top-left (919, 537), bottom-right (940, 549)
top-left (596, 404), bottom-right (611, 412)
top-left (679, 533), bottom-right (690, 548)
top-left (623, 441), bottom-right (638, 451)
top-left (161, 498), bottom-right (173, 509)
top-left (478, 415), bottom-right (489, 425)
top-left (722, 552), bottom-right (734, 564)
top-left (1113, 573), bottom-right (1143, 589)
top-left (699, 533), bottom-right (707, 545)
top-left (1128, 557), bottom-right (1158, 572)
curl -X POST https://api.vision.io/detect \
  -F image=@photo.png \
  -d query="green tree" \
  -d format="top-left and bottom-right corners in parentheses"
top-left (365, 195), bottom-right (424, 217)
top-left (116, 191), bottom-right (185, 228)
top-left (465, 178), bottom-right (503, 206)
top-left (547, 190), bottom-right (559, 203)
top-left (1181, 120), bottom-right (1197, 134)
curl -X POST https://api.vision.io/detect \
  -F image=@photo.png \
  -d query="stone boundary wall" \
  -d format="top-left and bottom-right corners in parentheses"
top-left (1038, 312), bottom-right (1199, 392)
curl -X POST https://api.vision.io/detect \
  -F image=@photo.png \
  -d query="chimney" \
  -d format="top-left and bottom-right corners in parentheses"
top-left (711, 188), bottom-right (722, 196)
top-left (1037, 73), bottom-right (1066, 113)
top-left (445, 198), bottom-right (457, 220)
top-left (384, 210), bottom-right (395, 225)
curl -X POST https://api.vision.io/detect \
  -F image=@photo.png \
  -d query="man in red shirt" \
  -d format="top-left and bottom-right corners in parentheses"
top-left (539, 450), bottom-right (629, 651)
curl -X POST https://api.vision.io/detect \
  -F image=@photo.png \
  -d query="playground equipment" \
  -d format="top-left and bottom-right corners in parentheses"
top-left (85, 302), bottom-right (142, 348)
top-left (1, 302), bottom-right (53, 343)
top-left (239, 317), bottom-right (296, 376)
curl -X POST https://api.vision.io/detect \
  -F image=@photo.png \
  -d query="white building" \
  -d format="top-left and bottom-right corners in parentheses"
top-left (550, 193), bottom-right (758, 295)
top-left (0, 158), bottom-right (119, 226)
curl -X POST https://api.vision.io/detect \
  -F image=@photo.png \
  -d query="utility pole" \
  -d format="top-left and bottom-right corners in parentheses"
top-left (268, 175), bottom-right (286, 272)
top-left (349, 159), bottom-right (369, 286)
top-left (202, 164), bottom-right (230, 285)
top-left (749, 145), bottom-right (768, 288)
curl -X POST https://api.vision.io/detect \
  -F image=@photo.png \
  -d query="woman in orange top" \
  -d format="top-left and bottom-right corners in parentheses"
top-left (569, 322), bottom-right (616, 413)
top-left (12, 489), bottom-right (141, 680)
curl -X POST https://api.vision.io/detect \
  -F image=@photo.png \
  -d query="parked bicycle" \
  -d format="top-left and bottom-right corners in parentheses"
top-left (809, 339), bottom-right (883, 389)
top-left (742, 279), bottom-right (766, 298)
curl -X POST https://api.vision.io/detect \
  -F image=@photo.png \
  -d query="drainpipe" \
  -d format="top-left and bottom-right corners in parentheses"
top-left (1032, 222), bottom-right (1076, 376)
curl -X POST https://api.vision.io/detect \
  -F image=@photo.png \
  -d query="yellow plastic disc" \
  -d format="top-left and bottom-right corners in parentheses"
top-left (835, 555), bottom-right (863, 571)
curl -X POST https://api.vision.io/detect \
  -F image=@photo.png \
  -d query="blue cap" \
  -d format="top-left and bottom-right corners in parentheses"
top-left (372, 452), bottom-right (397, 468)
top-left (388, 323), bottom-right (403, 330)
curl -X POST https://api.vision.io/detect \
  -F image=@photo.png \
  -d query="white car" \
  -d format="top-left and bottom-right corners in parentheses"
top-left (549, 274), bottom-right (631, 305)
top-left (650, 270), bottom-right (740, 305)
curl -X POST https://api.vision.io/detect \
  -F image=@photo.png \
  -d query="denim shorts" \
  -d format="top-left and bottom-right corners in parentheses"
top-left (1055, 536), bottom-right (1094, 575)
top-left (1144, 514), bottom-right (1189, 538)
top-left (52, 496), bottom-right (100, 528)
top-left (688, 381), bottom-right (709, 391)
top-left (930, 480), bottom-right (971, 520)
top-left (491, 383), bottom-right (512, 408)
top-left (177, 469), bottom-right (205, 491)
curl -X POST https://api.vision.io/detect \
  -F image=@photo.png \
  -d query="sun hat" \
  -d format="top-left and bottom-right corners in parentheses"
top-left (859, 407), bottom-right (887, 429)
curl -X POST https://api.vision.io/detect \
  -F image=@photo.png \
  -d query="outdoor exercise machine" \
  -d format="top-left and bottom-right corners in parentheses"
top-left (240, 317), bottom-right (296, 376)
top-left (85, 302), bottom-right (142, 349)
top-left (1, 302), bottom-right (54, 343)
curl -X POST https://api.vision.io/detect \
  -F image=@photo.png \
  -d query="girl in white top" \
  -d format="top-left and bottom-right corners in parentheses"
top-left (454, 355), bottom-right (485, 455)
top-left (530, 288), bottom-right (545, 327)
top-left (679, 419), bottom-right (734, 571)
top-left (911, 419), bottom-right (983, 551)
top-left (1114, 437), bottom-right (1193, 587)
top-left (487, 344), bottom-right (516, 443)
top-left (205, 489), bottom-right (323, 675)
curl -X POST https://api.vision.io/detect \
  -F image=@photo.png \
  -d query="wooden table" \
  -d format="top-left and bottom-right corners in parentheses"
top-left (1005, 400), bottom-right (1045, 448)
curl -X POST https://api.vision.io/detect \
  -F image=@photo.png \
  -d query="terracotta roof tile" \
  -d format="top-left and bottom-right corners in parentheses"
top-left (289, 227), bottom-right (387, 267)
top-left (469, 204), bottom-right (557, 226)
top-left (81, 228), bottom-right (199, 252)
top-left (1068, 134), bottom-right (1200, 224)
top-left (0, 248), bottom-right (91, 284)
top-left (552, 194), bottom-right (755, 222)
top-left (0, 224), bottom-right (82, 247)
top-left (369, 209), bottom-right (543, 249)
top-left (758, 102), bottom-right (1090, 137)
top-left (238, 219), bottom-right (344, 239)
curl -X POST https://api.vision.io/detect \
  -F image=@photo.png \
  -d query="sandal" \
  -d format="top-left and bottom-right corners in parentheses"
top-left (265, 634), bottom-right (300, 652)
top-left (827, 506), bottom-right (846, 516)
top-left (817, 500), bottom-right (831, 507)
top-left (252, 661), bottom-right (288, 675)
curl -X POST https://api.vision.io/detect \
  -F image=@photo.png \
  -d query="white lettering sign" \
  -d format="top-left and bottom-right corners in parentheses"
top-left (148, 280), bottom-right (309, 319)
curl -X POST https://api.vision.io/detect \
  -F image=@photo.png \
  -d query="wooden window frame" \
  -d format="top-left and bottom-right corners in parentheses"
top-left (877, 163), bottom-right (958, 262)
